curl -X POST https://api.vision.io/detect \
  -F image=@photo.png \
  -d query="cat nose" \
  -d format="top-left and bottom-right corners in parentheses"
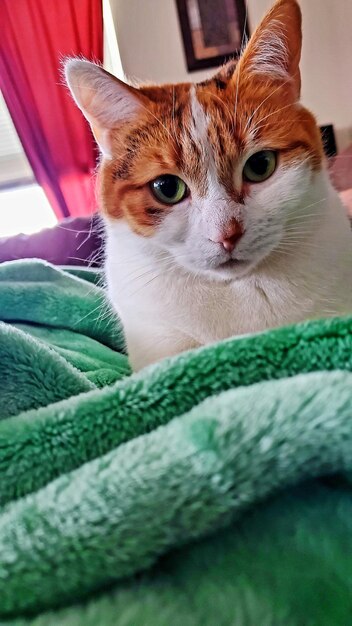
top-left (210, 220), bottom-right (244, 253)
top-left (220, 233), bottom-right (242, 253)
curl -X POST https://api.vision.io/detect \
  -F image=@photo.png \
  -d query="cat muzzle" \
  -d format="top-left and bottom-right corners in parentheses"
top-left (209, 219), bottom-right (244, 253)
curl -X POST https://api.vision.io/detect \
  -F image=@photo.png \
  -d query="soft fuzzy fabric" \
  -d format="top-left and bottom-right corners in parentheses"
top-left (1, 260), bottom-right (352, 625)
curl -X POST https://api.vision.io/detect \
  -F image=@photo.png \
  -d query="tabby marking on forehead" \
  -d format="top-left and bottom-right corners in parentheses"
top-left (189, 86), bottom-right (209, 146)
top-left (188, 86), bottom-right (220, 198)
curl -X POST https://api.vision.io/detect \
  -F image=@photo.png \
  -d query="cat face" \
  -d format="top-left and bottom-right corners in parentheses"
top-left (66, 0), bottom-right (323, 281)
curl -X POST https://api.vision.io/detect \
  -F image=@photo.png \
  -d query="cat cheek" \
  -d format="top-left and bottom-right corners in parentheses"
top-left (124, 205), bottom-right (166, 236)
top-left (145, 207), bottom-right (165, 218)
top-left (116, 200), bottom-right (159, 237)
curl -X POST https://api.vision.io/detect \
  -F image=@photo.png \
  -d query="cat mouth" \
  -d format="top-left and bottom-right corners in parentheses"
top-left (209, 257), bottom-right (253, 279)
top-left (218, 258), bottom-right (248, 269)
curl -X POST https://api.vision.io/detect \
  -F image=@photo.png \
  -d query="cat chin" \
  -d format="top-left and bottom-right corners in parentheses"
top-left (205, 260), bottom-right (256, 282)
top-left (176, 258), bottom-right (257, 282)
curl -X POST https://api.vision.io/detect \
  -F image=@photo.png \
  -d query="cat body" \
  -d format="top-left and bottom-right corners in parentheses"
top-left (106, 176), bottom-right (352, 369)
top-left (66, 0), bottom-right (352, 370)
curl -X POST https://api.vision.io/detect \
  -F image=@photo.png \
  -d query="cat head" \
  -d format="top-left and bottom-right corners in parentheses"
top-left (65, 0), bottom-right (324, 281)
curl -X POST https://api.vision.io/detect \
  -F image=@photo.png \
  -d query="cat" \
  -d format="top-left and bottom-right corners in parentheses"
top-left (65, 0), bottom-right (352, 371)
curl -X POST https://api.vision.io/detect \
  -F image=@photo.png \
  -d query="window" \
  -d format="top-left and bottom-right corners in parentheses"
top-left (0, 92), bottom-right (56, 237)
top-left (0, 91), bottom-right (33, 188)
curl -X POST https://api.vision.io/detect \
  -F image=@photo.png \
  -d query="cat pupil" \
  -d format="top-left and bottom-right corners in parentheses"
top-left (249, 153), bottom-right (270, 175)
top-left (155, 175), bottom-right (178, 198)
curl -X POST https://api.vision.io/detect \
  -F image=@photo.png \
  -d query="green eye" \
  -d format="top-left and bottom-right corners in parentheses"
top-left (243, 150), bottom-right (277, 183)
top-left (150, 175), bottom-right (188, 205)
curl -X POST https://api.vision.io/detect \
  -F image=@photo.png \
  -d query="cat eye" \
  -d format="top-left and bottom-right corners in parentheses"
top-left (150, 175), bottom-right (188, 205)
top-left (243, 150), bottom-right (277, 183)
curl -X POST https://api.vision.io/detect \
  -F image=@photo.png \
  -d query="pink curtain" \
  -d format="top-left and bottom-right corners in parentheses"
top-left (0, 0), bottom-right (103, 218)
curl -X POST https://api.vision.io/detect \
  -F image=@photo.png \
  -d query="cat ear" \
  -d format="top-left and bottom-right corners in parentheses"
top-left (64, 59), bottom-right (146, 156)
top-left (238, 0), bottom-right (302, 98)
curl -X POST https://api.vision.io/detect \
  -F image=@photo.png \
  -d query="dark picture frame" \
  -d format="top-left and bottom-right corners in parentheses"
top-left (176, 0), bottom-right (249, 72)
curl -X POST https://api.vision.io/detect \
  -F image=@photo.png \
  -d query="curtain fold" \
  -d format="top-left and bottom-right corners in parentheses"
top-left (0, 0), bottom-right (103, 218)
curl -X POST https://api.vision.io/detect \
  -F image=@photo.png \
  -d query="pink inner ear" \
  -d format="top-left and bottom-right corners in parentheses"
top-left (65, 59), bottom-right (146, 130)
top-left (236, 0), bottom-right (302, 96)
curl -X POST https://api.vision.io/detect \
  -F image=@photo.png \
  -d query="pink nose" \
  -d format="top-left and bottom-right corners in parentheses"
top-left (211, 220), bottom-right (243, 253)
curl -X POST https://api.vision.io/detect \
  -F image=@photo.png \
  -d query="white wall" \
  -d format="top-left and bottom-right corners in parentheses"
top-left (103, 0), bottom-right (124, 78)
top-left (109, 0), bottom-right (210, 83)
top-left (109, 0), bottom-right (352, 150)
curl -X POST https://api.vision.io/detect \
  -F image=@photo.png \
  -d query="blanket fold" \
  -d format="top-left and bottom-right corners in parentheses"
top-left (1, 260), bottom-right (352, 625)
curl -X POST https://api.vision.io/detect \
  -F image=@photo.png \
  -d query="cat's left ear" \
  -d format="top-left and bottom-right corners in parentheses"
top-left (65, 59), bottom-right (148, 156)
top-left (237, 0), bottom-right (302, 98)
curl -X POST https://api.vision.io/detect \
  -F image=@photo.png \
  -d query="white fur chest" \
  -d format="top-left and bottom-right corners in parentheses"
top-left (105, 197), bottom-right (352, 371)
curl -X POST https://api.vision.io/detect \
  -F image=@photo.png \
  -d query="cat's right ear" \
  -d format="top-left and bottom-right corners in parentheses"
top-left (64, 59), bottom-right (146, 156)
top-left (236, 0), bottom-right (302, 99)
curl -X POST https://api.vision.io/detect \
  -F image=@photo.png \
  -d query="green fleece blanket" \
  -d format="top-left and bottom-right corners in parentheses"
top-left (1, 259), bottom-right (352, 625)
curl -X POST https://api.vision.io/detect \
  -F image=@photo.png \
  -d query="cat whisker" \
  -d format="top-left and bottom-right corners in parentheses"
top-left (137, 101), bottom-right (179, 152)
top-left (76, 217), bottom-right (96, 252)
top-left (200, 90), bottom-right (236, 130)
top-left (284, 198), bottom-right (328, 222)
top-left (126, 266), bottom-right (179, 298)
top-left (171, 85), bottom-right (177, 139)
top-left (282, 231), bottom-right (315, 238)
top-left (119, 257), bottom-right (180, 289)
top-left (67, 249), bottom-right (103, 266)
top-left (286, 211), bottom-right (322, 221)
top-left (250, 118), bottom-right (313, 138)
top-left (249, 103), bottom-right (298, 136)
top-left (284, 221), bottom-right (322, 231)
top-left (72, 299), bottom-right (111, 329)
top-left (56, 226), bottom-right (93, 234)
top-left (121, 251), bottom-right (202, 297)
top-left (296, 197), bottom-right (328, 211)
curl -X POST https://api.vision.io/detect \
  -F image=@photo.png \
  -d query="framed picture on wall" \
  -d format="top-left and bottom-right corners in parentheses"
top-left (175, 0), bottom-right (249, 72)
